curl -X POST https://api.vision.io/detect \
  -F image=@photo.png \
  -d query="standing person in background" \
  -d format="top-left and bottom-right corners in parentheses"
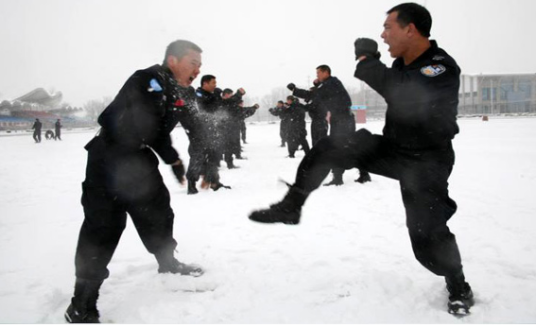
top-left (32, 118), bottom-right (42, 143)
top-left (192, 74), bottom-right (231, 194)
top-left (65, 40), bottom-right (204, 324)
top-left (221, 88), bottom-right (245, 169)
top-left (288, 66), bottom-right (371, 185)
top-left (284, 96), bottom-right (310, 158)
top-left (249, 2), bottom-right (474, 316)
top-left (269, 100), bottom-right (289, 147)
top-left (55, 119), bottom-right (62, 140)
top-left (304, 81), bottom-right (329, 146)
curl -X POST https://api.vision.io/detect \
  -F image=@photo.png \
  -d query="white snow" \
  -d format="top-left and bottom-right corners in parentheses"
top-left (1, 117), bottom-right (536, 323)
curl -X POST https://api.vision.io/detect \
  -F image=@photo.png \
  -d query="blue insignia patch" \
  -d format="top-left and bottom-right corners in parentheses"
top-left (148, 78), bottom-right (163, 92)
top-left (420, 64), bottom-right (446, 77)
top-left (196, 92), bottom-right (203, 97)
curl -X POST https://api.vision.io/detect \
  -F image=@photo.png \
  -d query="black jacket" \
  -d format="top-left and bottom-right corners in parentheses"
top-left (355, 40), bottom-right (460, 150)
top-left (283, 101), bottom-right (307, 138)
top-left (32, 120), bottom-right (42, 132)
top-left (97, 64), bottom-right (201, 165)
top-left (293, 76), bottom-right (352, 121)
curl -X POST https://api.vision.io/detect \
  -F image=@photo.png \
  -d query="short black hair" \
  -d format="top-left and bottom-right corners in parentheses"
top-left (277, 100), bottom-right (284, 104)
top-left (222, 88), bottom-right (234, 95)
top-left (286, 95), bottom-right (296, 102)
top-left (387, 3), bottom-right (432, 37)
top-left (162, 40), bottom-right (202, 66)
top-left (316, 65), bottom-right (331, 75)
top-left (201, 74), bottom-right (216, 86)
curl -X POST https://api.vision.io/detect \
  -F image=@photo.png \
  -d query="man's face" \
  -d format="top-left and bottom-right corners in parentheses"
top-left (168, 49), bottom-right (202, 87)
top-left (381, 11), bottom-right (410, 58)
top-left (316, 69), bottom-right (329, 82)
top-left (222, 92), bottom-right (232, 99)
top-left (277, 102), bottom-right (283, 108)
top-left (203, 78), bottom-right (217, 93)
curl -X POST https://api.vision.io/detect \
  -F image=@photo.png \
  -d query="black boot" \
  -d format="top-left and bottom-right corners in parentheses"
top-left (210, 182), bottom-right (231, 191)
top-left (355, 172), bottom-right (371, 184)
top-left (446, 273), bottom-right (475, 316)
top-left (187, 179), bottom-right (198, 195)
top-left (65, 278), bottom-right (103, 323)
top-left (155, 252), bottom-right (204, 277)
top-left (248, 186), bottom-right (307, 225)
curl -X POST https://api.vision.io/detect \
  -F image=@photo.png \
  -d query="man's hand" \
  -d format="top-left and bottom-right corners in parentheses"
top-left (253, 104), bottom-right (260, 109)
top-left (237, 88), bottom-right (246, 95)
top-left (171, 159), bottom-right (185, 185)
top-left (287, 83), bottom-right (296, 91)
top-left (354, 38), bottom-right (380, 60)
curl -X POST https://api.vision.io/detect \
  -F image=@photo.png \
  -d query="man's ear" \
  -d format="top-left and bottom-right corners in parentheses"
top-left (166, 55), bottom-right (177, 68)
top-left (407, 23), bottom-right (418, 38)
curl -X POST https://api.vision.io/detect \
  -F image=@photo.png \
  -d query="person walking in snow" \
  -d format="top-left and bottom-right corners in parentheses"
top-left (65, 40), bottom-right (205, 324)
top-left (54, 119), bottom-right (62, 140)
top-left (32, 118), bottom-right (42, 143)
top-left (249, 3), bottom-right (474, 316)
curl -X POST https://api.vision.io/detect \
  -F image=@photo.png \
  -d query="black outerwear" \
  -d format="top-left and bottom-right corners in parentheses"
top-left (354, 40), bottom-right (459, 150)
top-left (284, 101), bottom-right (310, 157)
top-left (32, 120), bottom-right (42, 142)
top-left (75, 64), bottom-right (199, 280)
top-left (269, 106), bottom-right (291, 146)
top-left (289, 40), bottom-right (465, 279)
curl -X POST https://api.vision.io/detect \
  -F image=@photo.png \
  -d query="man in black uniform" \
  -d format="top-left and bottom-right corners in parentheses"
top-left (65, 40), bottom-right (204, 324)
top-left (249, 3), bottom-right (474, 316)
top-left (55, 118), bottom-right (62, 140)
top-left (284, 96), bottom-right (310, 158)
top-left (303, 82), bottom-right (328, 147)
top-left (269, 100), bottom-right (289, 147)
top-left (191, 74), bottom-right (230, 194)
top-left (32, 118), bottom-right (42, 143)
top-left (221, 88), bottom-right (245, 168)
top-left (288, 65), bottom-right (371, 185)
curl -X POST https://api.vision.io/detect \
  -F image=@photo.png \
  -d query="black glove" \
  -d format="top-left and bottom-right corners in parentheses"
top-left (214, 88), bottom-right (222, 97)
top-left (354, 38), bottom-right (380, 60)
top-left (171, 160), bottom-right (185, 184)
top-left (287, 83), bottom-right (296, 91)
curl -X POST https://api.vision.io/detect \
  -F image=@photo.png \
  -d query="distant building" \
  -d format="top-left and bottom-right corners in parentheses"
top-left (459, 74), bottom-right (536, 115)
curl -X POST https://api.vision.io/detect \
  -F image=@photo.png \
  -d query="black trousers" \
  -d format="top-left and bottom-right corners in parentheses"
top-left (33, 131), bottom-right (41, 142)
top-left (287, 132), bottom-right (310, 157)
top-left (310, 118), bottom-right (328, 146)
top-left (74, 138), bottom-right (177, 281)
top-left (329, 117), bottom-right (356, 181)
top-left (186, 141), bottom-right (207, 182)
top-left (293, 129), bottom-right (463, 278)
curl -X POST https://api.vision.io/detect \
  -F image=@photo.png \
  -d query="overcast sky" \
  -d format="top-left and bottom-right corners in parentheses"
top-left (1, 0), bottom-right (535, 107)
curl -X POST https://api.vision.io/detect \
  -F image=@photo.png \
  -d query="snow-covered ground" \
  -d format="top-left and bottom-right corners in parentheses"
top-left (1, 117), bottom-right (535, 323)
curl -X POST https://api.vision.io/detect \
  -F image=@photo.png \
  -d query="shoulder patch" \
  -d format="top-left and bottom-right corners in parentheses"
top-left (432, 55), bottom-right (445, 61)
top-left (148, 78), bottom-right (163, 92)
top-left (196, 92), bottom-right (203, 97)
top-left (420, 64), bottom-right (446, 77)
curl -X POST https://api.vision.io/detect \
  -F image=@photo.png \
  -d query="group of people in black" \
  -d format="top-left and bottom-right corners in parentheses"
top-left (32, 118), bottom-right (62, 142)
top-left (269, 64), bottom-right (371, 184)
top-left (188, 75), bottom-right (259, 194)
top-left (65, 3), bottom-right (475, 323)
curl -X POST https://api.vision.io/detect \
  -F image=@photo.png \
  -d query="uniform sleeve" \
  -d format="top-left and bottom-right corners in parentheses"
top-left (293, 87), bottom-right (313, 101)
top-left (355, 57), bottom-right (460, 104)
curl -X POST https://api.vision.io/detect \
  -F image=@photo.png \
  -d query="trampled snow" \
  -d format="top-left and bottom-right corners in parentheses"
top-left (1, 118), bottom-right (535, 323)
